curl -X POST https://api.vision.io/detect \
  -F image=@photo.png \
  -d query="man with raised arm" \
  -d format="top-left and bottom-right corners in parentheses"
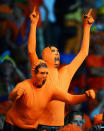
top-left (28, 7), bottom-right (95, 130)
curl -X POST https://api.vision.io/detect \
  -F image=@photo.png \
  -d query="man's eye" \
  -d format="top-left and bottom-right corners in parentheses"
top-left (40, 72), bottom-right (45, 74)
top-left (46, 72), bottom-right (48, 74)
top-left (51, 50), bottom-right (55, 52)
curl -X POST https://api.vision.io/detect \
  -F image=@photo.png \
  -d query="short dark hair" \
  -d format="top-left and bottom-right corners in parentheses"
top-left (35, 62), bottom-right (47, 74)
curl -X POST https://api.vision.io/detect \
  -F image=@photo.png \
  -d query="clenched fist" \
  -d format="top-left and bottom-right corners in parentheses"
top-left (30, 8), bottom-right (39, 25)
top-left (83, 9), bottom-right (95, 27)
top-left (85, 89), bottom-right (96, 100)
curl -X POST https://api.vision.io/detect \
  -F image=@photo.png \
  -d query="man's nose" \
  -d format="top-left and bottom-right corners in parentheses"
top-left (43, 73), bottom-right (47, 78)
top-left (55, 53), bottom-right (58, 56)
top-left (55, 51), bottom-right (59, 55)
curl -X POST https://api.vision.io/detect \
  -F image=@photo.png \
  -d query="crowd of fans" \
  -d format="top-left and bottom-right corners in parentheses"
top-left (0, 0), bottom-right (104, 131)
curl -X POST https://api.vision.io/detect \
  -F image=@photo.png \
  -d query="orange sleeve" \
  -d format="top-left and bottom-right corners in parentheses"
top-left (0, 5), bottom-right (12, 14)
top-left (60, 26), bottom-right (90, 82)
top-left (51, 88), bottom-right (88, 105)
top-left (83, 114), bottom-right (92, 130)
top-left (58, 124), bottom-right (82, 131)
top-left (0, 101), bottom-right (10, 114)
top-left (94, 114), bottom-right (103, 125)
top-left (9, 83), bottom-right (25, 101)
top-left (28, 23), bottom-right (39, 68)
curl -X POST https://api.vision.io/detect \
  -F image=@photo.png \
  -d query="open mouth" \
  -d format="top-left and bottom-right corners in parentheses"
top-left (42, 79), bottom-right (46, 85)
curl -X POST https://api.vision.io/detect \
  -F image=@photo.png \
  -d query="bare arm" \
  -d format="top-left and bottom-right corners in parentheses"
top-left (51, 89), bottom-right (95, 105)
top-left (60, 9), bottom-right (95, 80)
top-left (9, 83), bottom-right (25, 102)
top-left (28, 8), bottom-right (39, 67)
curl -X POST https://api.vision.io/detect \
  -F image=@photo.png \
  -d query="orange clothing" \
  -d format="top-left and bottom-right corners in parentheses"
top-left (86, 55), bottom-right (104, 91)
top-left (0, 101), bottom-right (10, 114)
top-left (94, 113), bottom-right (103, 125)
top-left (28, 21), bottom-right (91, 126)
top-left (83, 114), bottom-right (92, 131)
top-left (86, 55), bottom-right (104, 68)
top-left (0, 5), bottom-right (12, 14)
top-left (6, 79), bottom-right (88, 129)
top-left (58, 124), bottom-right (82, 131)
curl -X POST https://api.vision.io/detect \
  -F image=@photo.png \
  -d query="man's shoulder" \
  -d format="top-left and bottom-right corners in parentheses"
top-left (16, 79), bottom-right (32, 87)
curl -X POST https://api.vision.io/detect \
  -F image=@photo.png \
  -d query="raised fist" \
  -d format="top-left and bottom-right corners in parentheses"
top-left (83, 9), bottom-right (95, 27)
top-left (30, 8), bottom-right (39, 25)
top-left (94, 114), bottom-right (103, 125)
top-left (85, 89), bottom-right (96, 100)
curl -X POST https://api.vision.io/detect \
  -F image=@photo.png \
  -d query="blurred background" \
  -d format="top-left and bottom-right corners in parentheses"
top-left (0, 0), bottom-right (104, 130)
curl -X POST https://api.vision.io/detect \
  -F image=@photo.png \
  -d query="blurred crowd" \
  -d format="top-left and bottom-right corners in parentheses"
top-left (0, 0), bottom-right (104, 131)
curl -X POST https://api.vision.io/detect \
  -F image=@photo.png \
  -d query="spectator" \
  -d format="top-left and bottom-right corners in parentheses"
top-left (65, 104), bottom-right (92, 131)
top-left (5, 3), bottom-right (30, 77)
top-left (58, 124), bottom-right (82, 131)
top-left (90, 89), bottom-right (104, 120)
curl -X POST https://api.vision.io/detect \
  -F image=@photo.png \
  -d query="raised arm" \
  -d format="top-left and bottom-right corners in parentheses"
top-left (52, 89), bottom-right (95, 105)
top-left (60, 9), bottom-right (95, 80)
top-left (9, 83), bottom-right (25, 102)
top-left (28, 8), bottom-right (39, 67)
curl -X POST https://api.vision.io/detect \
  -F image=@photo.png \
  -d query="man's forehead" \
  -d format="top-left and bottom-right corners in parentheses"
top-left (38, 67), bottom-right (48, 71)
top-left (50, 46), bottom-right (58, 50)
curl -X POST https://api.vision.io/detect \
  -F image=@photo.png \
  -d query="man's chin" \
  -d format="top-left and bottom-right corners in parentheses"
top-left (54, 64), bottom-right (59, 68)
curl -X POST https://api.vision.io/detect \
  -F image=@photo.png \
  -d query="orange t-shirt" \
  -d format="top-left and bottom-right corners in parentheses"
top-left (83, 114), bottom-right (92, 131)
top-left (0, 5), bottom-right (12, 14)
top-left (94, 113), bottom-right (103, 125)
top-left (58, 124), bottom-right (82, 131)
top-left (86, 55), bottom-right (104, 91)
top-left (0, 101), bottom-right (11, 114)
top-left (6, 79), bottom-right (53, 129)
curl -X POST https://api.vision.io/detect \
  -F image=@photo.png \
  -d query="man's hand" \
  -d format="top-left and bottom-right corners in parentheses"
top-left (83, 9), bottom-right (95, 28)
top-left (30, 8), bottom-right (39, 25)
top-left (85, 89), bottom-right (96, 99)
top-left (94, 114), bottom-right (103, 125)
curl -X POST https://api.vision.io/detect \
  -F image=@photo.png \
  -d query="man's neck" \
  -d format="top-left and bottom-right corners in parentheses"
top-left (33, 81), bottom-right (41, 88)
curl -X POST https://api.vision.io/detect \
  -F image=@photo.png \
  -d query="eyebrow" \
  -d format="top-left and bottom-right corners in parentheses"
top-left (51, 49), bottom-right (59, 51)
top-left (51, 49), bottom-right (55, 52)
top-left (40, 72), bottom-right (48, 74)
